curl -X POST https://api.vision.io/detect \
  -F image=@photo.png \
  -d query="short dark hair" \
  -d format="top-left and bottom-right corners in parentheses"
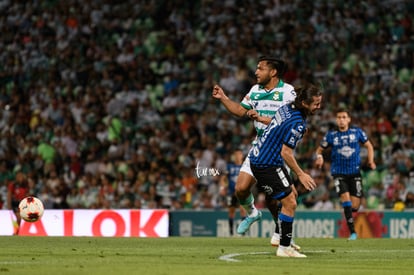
top-left (294, 84), bottom-right (322, 106)
top-left (258, 56), bottom-right (286, 78)
top-left (335, 108), bottom-right (351, 117)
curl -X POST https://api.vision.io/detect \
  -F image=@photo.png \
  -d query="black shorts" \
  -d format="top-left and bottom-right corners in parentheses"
top-left (251, 165), bottom-right (293, 201)
top-left (226, 194), bottom-right (240, 208)
top-left (333, 174), bottom-right (363, 198)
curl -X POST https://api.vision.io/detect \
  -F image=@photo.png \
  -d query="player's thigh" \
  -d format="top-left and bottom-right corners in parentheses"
top-left (235, 171), bottom-right (255, 191)
top-left (334, 176), bottom-right (350, 198)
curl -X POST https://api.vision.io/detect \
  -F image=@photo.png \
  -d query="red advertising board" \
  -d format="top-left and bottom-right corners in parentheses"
top-left (0, 209), bottom-right (169, 237)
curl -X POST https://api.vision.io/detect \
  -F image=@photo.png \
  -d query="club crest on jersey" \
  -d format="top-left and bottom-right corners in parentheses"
top-left (272, 91), bottom-right (283, 101)
top-left (334, 137), bottom-right (339, 146)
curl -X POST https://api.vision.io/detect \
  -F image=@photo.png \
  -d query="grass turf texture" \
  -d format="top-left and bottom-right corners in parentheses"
top-left (1, 237), bottom-right (413, 275)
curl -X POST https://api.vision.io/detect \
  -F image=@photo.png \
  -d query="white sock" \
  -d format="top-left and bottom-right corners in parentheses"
top-left (248, 207), bottom-right (258, 218)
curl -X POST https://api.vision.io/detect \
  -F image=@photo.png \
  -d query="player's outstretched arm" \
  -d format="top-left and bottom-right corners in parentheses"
top-left (281, 145), bottom-right (316, 191)
top-left (212, 85), bottom-right (247, 117)
top-left (314, 146), bottom-right (324, 169)
top-left (364, 140), bottom-right (376, 170)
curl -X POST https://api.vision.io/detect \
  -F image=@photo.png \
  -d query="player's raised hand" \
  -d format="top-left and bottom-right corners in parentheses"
top-left (212, 85), bottom-right (226, 99)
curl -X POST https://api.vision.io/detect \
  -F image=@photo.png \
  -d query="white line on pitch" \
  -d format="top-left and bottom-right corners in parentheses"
top-left (219, 252), bottom-right (271, 262)
top-left (219, 249), bottom-right (414, 262)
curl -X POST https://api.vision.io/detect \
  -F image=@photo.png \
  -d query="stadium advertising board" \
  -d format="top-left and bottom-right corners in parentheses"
top-left (2, 209), bottom-right (413, 238)
top-left (170, 210), bottom-right (414, 238)
top-left (0, 209), bottom-right (168, 237)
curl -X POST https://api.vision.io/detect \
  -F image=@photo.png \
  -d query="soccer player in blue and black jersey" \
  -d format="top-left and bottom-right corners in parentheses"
top-left (249, 84), bottom-right (322, 257)
top-left (314, 109), bottom-right (376, 240)
top-left (212, 56), bottom-right (300, 250)
top-left (219, 149), bottom-right (247, 236)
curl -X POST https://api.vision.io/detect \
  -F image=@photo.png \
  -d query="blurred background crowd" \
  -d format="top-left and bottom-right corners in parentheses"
top-left (0, 0), bottom-right (413, 212)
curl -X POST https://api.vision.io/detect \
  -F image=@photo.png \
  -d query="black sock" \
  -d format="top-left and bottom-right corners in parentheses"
top-left (229, 218), bottom-right (234, 235)
top-left (275, 202), bottom-right (282, 234)
top-left (279, 213), bottom-right (293, 246)
top-left (342, 201), bottom-right (355, 234)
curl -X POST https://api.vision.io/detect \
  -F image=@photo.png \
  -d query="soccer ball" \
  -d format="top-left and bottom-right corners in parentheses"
top-left (19, 196), bottom-right (44, 222)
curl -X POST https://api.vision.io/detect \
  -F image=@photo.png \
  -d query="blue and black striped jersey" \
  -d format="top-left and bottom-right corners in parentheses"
top-left (225, 162), bottom-right (241, 195)
top-left (320, 127), bottom-right (368, 175)
top-left (249, 104), bottom-right (307, 167)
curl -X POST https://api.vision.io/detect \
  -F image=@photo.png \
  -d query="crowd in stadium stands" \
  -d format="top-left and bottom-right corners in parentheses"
top-left (0, 0), bottom-right (413, 212)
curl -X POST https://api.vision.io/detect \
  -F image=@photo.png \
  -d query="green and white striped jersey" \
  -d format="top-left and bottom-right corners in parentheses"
top-left (240, 80), bottom-right (296, 137)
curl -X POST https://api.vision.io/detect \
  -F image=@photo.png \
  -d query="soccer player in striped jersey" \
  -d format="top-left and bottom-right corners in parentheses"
top-left (314, 109), bottom-right (376, 240)
top-left (219, 149), bottom-right (247, 236)
top-left (249, 84), bottom-right (322, 257)
top-left (212, 56), bottom-right (299, 249)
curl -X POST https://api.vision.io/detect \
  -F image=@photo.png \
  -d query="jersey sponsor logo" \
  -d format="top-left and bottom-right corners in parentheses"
top-left (291, 128), bottom-right (301, 137)
top-left (269, 103), bottom-right (282, 108)
top-left (338, 146), bottom-right (355, 158)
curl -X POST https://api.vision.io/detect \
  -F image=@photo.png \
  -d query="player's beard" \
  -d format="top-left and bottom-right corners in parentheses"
top-left (307, 107), bottom-right (319, 116)
top-left (257, 75), bottom-right (271, 86)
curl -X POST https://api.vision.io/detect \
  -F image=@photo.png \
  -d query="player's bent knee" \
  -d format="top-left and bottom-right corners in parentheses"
top-left (281, 194), bottom-right (297, 212)
top-left (235, 172), bottom-right (255, 193)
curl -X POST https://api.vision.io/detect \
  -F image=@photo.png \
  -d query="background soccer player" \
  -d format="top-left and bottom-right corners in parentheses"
top-left (219, 149), bottom-right (247, 236)
top-left (314, 108), bottom-right (376, 240)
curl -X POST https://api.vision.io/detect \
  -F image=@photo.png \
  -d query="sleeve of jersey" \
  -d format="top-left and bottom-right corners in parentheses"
top-left (283, 122), bottom-right (305, 149)
top-left (240, 87), bottom-right (255, 110)
top-left (240, 94), bottom-right (252, 110)
top-left (320, 133), bottom-right (330, 149)
top-left (359, 128), bottom-right (369, 143)
top-left (287, 88), bottom-right (297, 103)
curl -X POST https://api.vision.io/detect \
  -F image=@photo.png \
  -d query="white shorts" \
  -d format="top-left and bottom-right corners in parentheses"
top-left (241, 153), bottom-right (291, 177)
top-left (240, 156), bottom-right (254, 177)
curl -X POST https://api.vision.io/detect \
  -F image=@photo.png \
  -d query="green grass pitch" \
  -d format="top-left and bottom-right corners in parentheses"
top-left (1, 236), bottom-right (413, 275)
